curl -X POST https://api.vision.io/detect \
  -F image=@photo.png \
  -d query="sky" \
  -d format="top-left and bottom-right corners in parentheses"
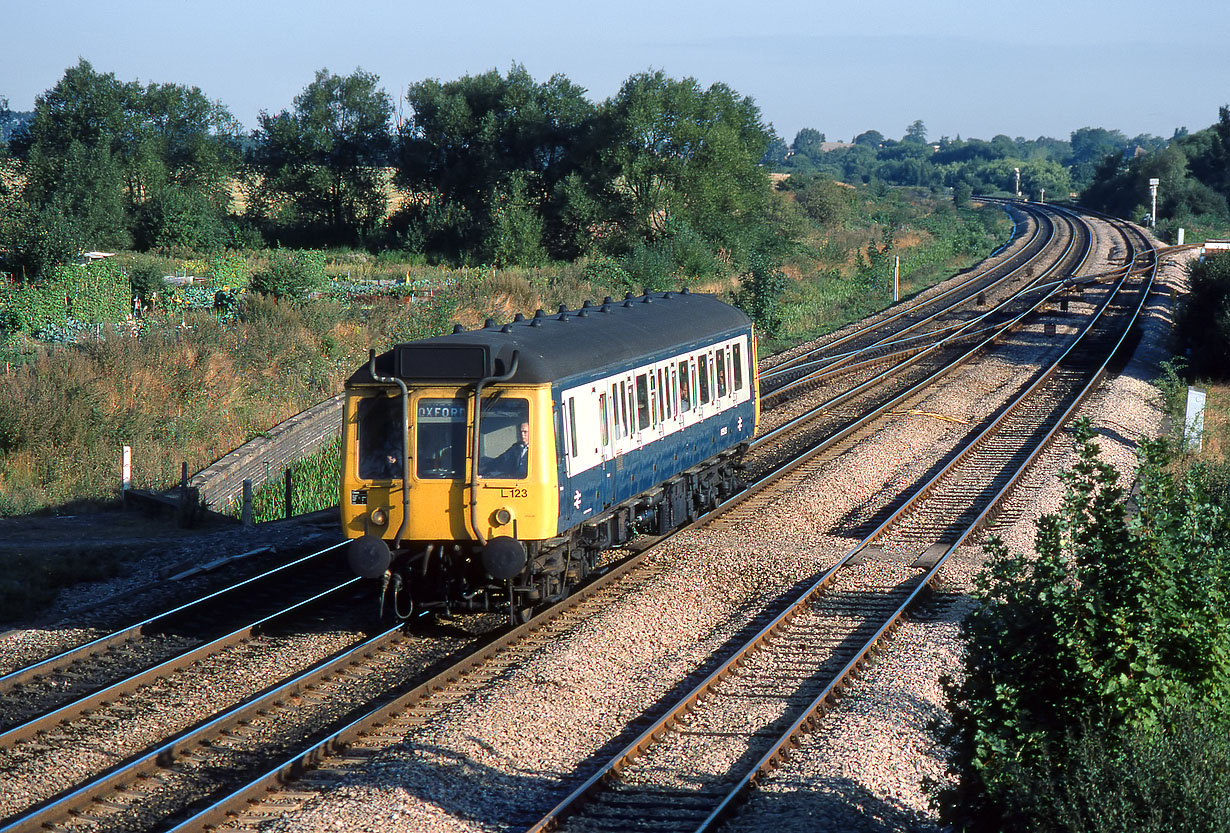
top-left (3, 0), bottom-right (1228, 145)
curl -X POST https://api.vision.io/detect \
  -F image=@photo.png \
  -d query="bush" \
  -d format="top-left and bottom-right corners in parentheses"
top-left (250, 249), bottom-right (327, 299)
top-left (1179, 254), bottom-right (1230, 377)
top-left (935, 420), bottom-right (1230, 832)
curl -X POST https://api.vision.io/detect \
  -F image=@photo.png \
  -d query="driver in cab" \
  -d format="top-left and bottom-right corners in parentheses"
top-left (488, 421), bottom-right (530, 479)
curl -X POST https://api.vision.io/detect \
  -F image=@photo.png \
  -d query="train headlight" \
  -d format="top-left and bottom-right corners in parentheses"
top-left (370, 507), bottom-right (389, 527)
top-left (494, 507), bottom-right (512, 525)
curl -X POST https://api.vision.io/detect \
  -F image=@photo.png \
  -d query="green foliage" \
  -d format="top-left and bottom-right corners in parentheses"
top-left (209, 250), bottom-right (249, 292)
top-left (1041, 702), bottom-right (1230, 833)
top-left (250, 249), bottom-right (327, 299)
top-left (238, 434), bottom-right (341, 521)
top-left (1178, 254), bottom-right (1230, 378)
top-left (734, 252), bottom-right (788, 337)
top-left (936, 420), bottom-right (1230, 832)
top-left (1153, 356), bottom-right (1189, 439)
top-left (1, 259), bottom-right (128, 333)
top-left (124, 257), bottom-right (169, 305)
top-left (486, 171), bottom-right (548, 268)
top-left (253, 67), bottom-right (392, 245)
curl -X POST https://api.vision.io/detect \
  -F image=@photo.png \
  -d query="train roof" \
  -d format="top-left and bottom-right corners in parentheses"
top-left (348, 290), bottom-right (752, 387)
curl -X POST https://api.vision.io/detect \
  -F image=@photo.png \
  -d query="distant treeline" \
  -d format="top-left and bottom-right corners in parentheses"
top-left (2, 61), bottom-right (1227, 284)
top-left (0, 61), bottom-right (784, 283)
top-left (770, 113), bottom-right (1230, 241)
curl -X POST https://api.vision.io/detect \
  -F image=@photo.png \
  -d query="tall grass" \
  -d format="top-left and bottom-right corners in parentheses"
top-left (240, 435), bottom-right (342, 522)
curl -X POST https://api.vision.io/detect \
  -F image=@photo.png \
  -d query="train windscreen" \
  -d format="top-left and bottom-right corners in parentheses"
top-left (478, 398), bottom-right (530, 479)
top-left (416, 398), bottom-right (468, 479)
top-left (358, 396), bottom-right (405, 480)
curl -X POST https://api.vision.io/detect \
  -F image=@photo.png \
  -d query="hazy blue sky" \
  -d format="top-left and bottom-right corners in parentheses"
top-left (3, 0), bottom-right (1227, 144)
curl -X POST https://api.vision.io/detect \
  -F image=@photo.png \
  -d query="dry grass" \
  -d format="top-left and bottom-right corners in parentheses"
top-left (0, 294), bottom-right (450, 514)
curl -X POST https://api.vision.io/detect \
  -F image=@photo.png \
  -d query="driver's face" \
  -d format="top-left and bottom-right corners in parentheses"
top-left (519, 423), bottom-right (530, 443)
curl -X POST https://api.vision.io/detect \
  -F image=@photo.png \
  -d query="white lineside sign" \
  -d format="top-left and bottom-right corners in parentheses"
top-left (1185, 387), bottom-right (1206, 452)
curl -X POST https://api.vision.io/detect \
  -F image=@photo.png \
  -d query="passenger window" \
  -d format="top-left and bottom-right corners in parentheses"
top-left (733, 343), bottom-right (743, 391)
top-left (698, 354), bottom-right (710, 404)
top-left (619, 381), bottom-right (629, 437)
top-left (662, 368), bottom-right (671, 419)
top-left (599, 392), bottom-right (609, 445)
top-left (716, 348), bottom-right (727, 398)
top-left (636, 374), bottom-right (650, 430)
top-left (567, 396), bottom-right (579, 458)
top-left (678, 361), bottom-right (691, 412)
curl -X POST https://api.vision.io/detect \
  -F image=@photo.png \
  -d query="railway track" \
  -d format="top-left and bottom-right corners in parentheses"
top-left (0, 204), bottom-right (1151, 833)
top-left (758, 200), bottom-right (1057, 399)
top-left (522, 215), bottom-right (1157, 833)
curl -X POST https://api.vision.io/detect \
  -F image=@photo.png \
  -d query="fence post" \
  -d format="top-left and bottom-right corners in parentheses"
top-left (284, 468), bottom-right (293, 519)
top-left (242, 479), bottom-right (253, 527)
top-left (121, 445), bottom-right (131, 506)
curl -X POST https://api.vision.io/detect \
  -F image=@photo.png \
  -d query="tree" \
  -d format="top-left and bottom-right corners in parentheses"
top-left (254, 67), bottom-right (393, 244)
top-left (1068, 126), bottom-right (1128, 190)
top-left (597, 70), bottom-right (775, 269)
top-left (790, 127), bottom-right (826, 160)
top-left (397, 64), bottom-right (596, 261)
top-left (903, 119), bottom-right (928, 144)
top-left (853, 129), bottom-right (884, 147)
top-left (4, 60), bottom-right (241, 266)
top-left (937, 422), bottom-right (1230, 832)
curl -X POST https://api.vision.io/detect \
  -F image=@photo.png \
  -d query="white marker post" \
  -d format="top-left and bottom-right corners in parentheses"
top-left (1149, 178), bottom-right (1160, 228)
top-left (122, 445), bottom-right (131, 503)
top-left (893, 256), bottom-right (900, 302)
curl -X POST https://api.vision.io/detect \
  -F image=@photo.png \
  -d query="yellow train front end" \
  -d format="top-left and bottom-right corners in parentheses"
top-left (339, 368), bottom-right (560, 618)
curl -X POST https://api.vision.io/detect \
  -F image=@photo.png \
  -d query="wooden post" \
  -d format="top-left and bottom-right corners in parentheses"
top-left (284, 468), bottom-right (293, 519)
top-left (242, 479), bottom-right (253, 527)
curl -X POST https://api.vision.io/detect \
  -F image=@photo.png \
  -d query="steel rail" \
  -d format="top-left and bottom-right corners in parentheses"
top-left (147, 207), bottom-right (1107, 833)
top-left (0, 543), bottom-right (345, 695)
top-left (525, 213), bottom-right (1157, 833)
top-left (0, 575), bottom-right (360, 753)
top-left (761, 208), bottom-right (1088, 405)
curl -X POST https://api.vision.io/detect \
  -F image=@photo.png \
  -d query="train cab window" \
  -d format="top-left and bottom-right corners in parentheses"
top-left (599, 392), bottom-right (610, 445)
top-left (358, 396), bottom-right (405, 480)
top-left (698, 354), bottom-right (711, 404)
top-left (477, 397), bottom-right (530, 479)
top-left (635, 374), bottom-right (650, 430)
top-left (733, 343), bottom-right (743, 391)
top-left (416, 398), bottom-right (468, 479)
top-left (678, 361), bottom-right (691, 412)
top-left (716, 348), bottom-right (727, 398)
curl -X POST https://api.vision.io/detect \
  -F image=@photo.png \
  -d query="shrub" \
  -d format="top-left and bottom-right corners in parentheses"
top-left (209, 251), bottom-right (250, 292)
top-left (935, 420), bottom-right (1230, 832)
top-left (250, 249), bottom-right (327, 299)
top-left (1179, 254), bottom-right (1230, 377)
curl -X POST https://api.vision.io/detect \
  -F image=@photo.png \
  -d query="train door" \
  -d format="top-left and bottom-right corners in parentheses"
top-left (562, 385), bottom-right (607, 519)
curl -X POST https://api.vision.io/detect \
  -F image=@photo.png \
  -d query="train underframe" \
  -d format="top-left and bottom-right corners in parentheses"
top-left (373, 448), bottom-right (746, 625)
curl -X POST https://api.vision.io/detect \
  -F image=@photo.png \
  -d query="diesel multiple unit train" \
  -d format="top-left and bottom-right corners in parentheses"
top-left (340, 289), bottom-right (759, 621)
